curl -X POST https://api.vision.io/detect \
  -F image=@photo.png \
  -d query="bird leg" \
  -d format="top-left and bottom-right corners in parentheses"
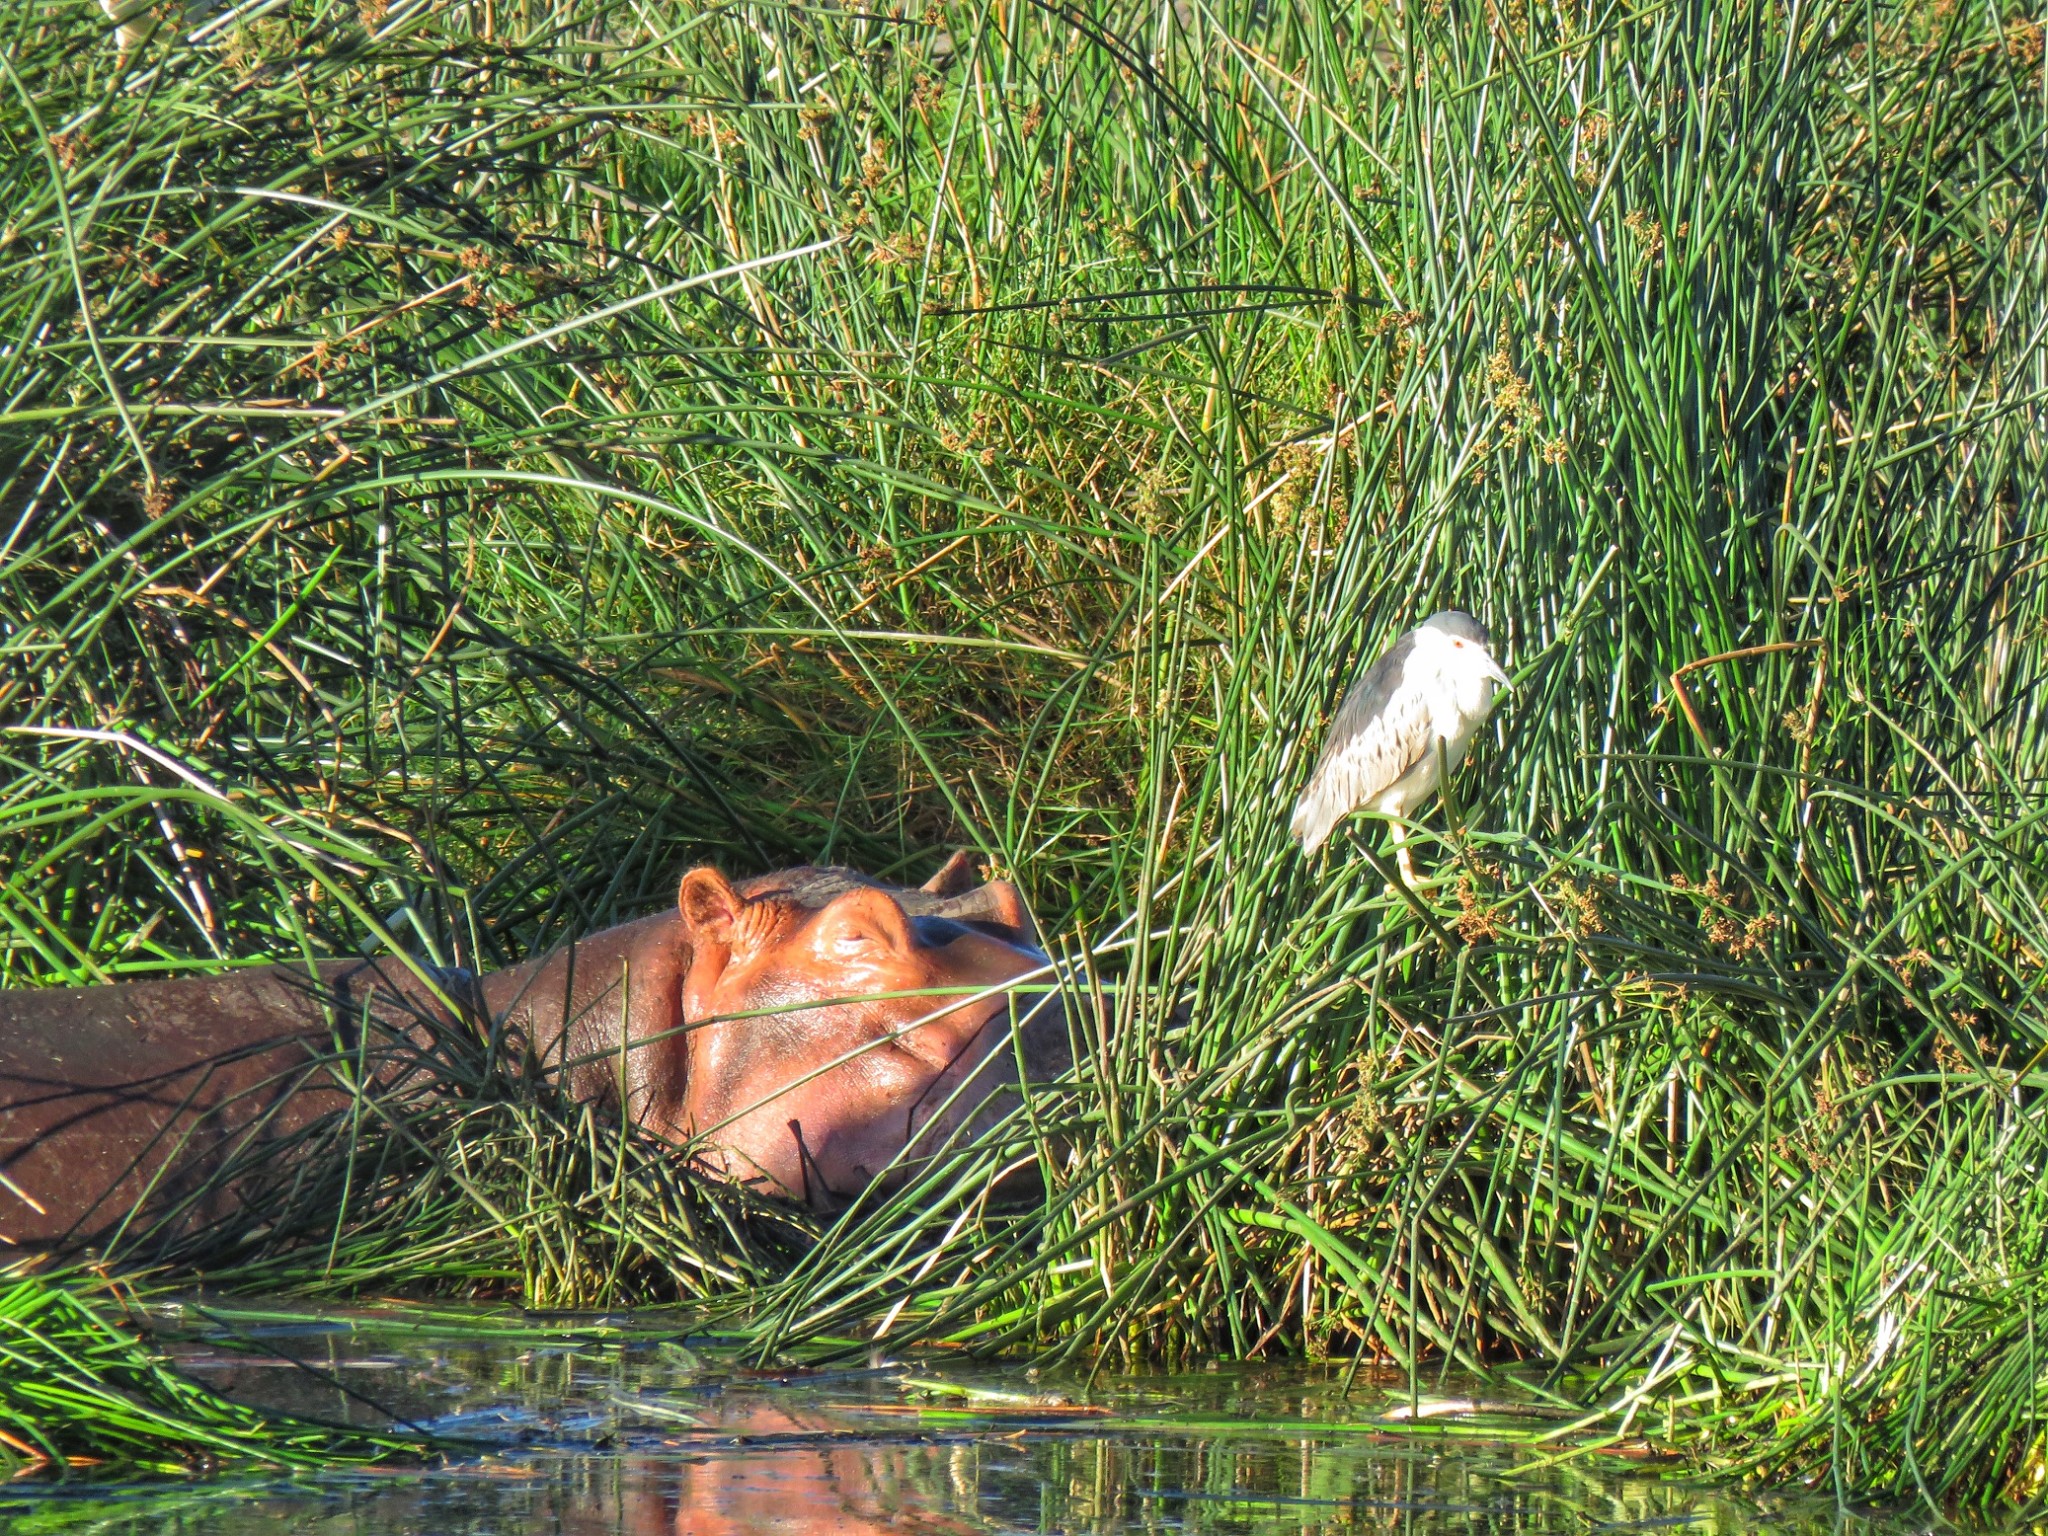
top-left (1387, 821), bottom-right (1445, 892)
top-left (1372, 820), bottom-right (1423, 895)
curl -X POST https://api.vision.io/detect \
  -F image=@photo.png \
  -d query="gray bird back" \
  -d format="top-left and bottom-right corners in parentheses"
top-left (1312, 629), bottom-right (1419, 780)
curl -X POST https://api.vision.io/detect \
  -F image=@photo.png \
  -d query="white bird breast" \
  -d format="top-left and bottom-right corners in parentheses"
top-left (1375, 644), bottom-right (1495, 816)
top-left (1288, 621), bottom-right (1506, 854)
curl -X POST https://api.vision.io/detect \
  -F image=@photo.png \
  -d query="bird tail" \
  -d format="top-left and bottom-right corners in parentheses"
top-left (1289, 789), bottom-right (1335, 853)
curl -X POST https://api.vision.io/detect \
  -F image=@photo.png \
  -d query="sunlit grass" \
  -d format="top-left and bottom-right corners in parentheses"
top-left (0, 1273), bottom-right (416, 1473)
top-left (3, 0), bottom-right (2045, 1507)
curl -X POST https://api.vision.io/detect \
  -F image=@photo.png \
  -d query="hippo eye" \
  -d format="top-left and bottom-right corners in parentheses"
top-left (818, 891), bottom-right (920, 954)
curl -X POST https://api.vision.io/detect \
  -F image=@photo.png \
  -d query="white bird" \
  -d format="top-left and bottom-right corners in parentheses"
top-left (1289, 610), bottom-right (1510, 886)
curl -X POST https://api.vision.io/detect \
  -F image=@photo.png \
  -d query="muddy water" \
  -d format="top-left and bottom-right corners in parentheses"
top-left (0, 1303), bottom-right (1930, 1534)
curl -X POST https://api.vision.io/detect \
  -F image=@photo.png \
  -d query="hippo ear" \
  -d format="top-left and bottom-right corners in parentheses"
top-left (678, 867), bottom-right (744, 949)
top-left (978, 880), bottom-right (1036, 940)
top-left (933, 879), bottom-right (1039, 944)
top-left (920, 849), bottom-right (982, 896)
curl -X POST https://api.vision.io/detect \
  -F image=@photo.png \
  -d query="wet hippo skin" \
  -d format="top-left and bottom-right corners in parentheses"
top-left (0, 953), bottom-right (462, 1255)
top-left (0, 853), bottom-right (1068, 1252)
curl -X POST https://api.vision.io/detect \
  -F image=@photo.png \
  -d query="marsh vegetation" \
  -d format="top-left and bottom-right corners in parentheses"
top-left (2, 0), bottom-right (2045, 1510)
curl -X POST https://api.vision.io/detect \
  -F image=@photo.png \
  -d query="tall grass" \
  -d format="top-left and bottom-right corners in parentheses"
top-left (0, 1273), bottom-right (414, 1472)
top-left (3, 0), bottom-right (2046, 1509)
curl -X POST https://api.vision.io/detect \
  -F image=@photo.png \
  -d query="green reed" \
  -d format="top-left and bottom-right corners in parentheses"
top-left (0, 1272), bottom-right (418, 1472)
top-left (3, 0), bottom-right (2045, 1507)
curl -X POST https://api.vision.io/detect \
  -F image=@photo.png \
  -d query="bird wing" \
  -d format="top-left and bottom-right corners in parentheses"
top-left (1289, 632), bottom-right (1437, 852)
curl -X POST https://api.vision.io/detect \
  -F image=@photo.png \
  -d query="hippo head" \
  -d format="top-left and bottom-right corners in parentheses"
top-left (671, 854), bottom-right (1067, 1206)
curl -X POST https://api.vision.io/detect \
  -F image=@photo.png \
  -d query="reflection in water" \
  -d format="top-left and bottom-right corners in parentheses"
top-left (0, 1305), bottom-right (1940, 1536)
top-left (543, 1405), bottom-right (991, 1536)
top-left (0, 1439), bottom-right (1805, 1536)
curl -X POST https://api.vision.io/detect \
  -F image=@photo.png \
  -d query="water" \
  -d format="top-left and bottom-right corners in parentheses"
top-left (0, 1302), bottom-right (1937, 1534)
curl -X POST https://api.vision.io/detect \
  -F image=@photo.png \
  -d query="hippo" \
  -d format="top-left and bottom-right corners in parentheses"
top-left (530, 1402), bottom-right (992, 1535)
top-left (0, 853), bottom-right (1069, 1254)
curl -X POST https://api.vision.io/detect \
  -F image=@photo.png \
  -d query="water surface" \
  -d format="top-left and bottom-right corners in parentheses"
top-left (0, 1302), bottom-right (1948, 1534)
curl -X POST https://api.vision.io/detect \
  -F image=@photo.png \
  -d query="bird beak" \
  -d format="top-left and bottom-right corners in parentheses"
top-left (1485, 655), bottom-right (1512, 689)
